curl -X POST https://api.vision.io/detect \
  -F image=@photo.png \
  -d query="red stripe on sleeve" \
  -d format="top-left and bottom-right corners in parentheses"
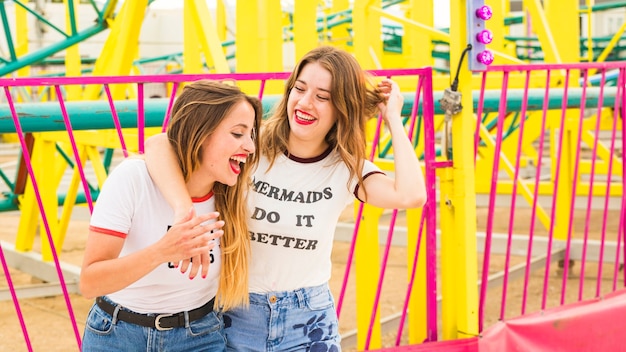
top-left (89, 226), bottom-right (127, 239)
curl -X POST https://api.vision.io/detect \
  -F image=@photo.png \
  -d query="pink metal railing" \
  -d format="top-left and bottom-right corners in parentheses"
top-left (3, 62), bottom-right (624, 350)
top-left (0, 69), bottom-right (438, 350)
top-left (476, 61), bottom-right (625, 332)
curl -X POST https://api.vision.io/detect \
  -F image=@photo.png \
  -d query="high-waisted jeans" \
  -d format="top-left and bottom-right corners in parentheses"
top-left (82, 296), bottom-right (226, 352)
top-left (224, 283), bottom-right (341, 352)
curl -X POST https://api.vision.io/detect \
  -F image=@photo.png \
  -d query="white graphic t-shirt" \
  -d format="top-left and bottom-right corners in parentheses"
top-left (89, 158), bottom-right (220, 313)
top-left (248, 148), bottom-right (382, 292)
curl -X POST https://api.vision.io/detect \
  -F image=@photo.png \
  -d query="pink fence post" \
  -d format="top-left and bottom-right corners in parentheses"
top-left (521, 68), bottom-right (551, 315)
top-left (610, 69), bottom-right (625, 291)
top-left (541, 69), bottom-right (571, 310)
top-left (500, 69), bottom-right (531, 320)
top-left (364, 75), bottom-right (423, 349)
top-left (420, 66), bottom-right (438, 341)
top-left (560, 69), bottom-right (589, 305)
top-left (137, 83), bottom-right (145, 153)
top-left (580, 69), bottom-right (606, 300)
top-left (478, 71), bottom-right (510, 332)
top-left (161, 82), bottom-right (179, 133)
top-left (104, 84), bottom-right (130, 158)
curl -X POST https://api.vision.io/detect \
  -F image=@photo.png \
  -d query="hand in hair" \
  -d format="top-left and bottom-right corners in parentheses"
top-left (376, 79), bottom-right (404, 124)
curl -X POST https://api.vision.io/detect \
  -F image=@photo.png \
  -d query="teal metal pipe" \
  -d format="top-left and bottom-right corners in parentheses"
top-left (0, 2), bottom-right (17, 61)
top-left (13, 0), bottom-right (68, 38)
top-left (0, 24), bottom-right (107, 76)
top-left (0, 191), bottom-right (99, 212)
top-left (0, 97), bottom-right (279, 133)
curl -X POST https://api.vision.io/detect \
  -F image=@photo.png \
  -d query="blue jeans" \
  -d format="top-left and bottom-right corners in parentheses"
top-left (82, 296), bottom-right (226, 352)
top-left (224, 283), bottom-right (341, 352)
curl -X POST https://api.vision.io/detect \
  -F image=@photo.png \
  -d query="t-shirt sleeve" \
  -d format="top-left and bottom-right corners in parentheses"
top-left (352, 159), bottom-right (385, 202)
top-left (89, 159), bottom-right (142, 237)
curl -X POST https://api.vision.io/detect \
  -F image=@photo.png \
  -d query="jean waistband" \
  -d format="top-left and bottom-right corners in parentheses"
top-left (96, 296), bottom-right (214, 331)
top-left (248, 283), bottom-right (330, 307)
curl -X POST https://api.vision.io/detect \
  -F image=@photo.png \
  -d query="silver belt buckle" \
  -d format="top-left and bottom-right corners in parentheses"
top-left (155, 313), bottom-right (174, 331)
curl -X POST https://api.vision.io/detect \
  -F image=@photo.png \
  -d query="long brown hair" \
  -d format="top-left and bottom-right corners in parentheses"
top-left (261, 46), bottom-right (384, 198)
top-left (166, 80), bottom-right (262, 310)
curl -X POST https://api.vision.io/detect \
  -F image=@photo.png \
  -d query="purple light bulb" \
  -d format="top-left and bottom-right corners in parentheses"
top-left (476, 29), bottom-right (493, 44)
top-left (476, 5), bottom-right (493, 21)
top-left (477, 50), bottom-right (494, 65)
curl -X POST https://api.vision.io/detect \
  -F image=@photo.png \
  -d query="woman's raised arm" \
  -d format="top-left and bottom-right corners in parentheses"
top-left (358, 79), bottom-right (427, 209)
top-left (144, 133), bottom-right (193, 220)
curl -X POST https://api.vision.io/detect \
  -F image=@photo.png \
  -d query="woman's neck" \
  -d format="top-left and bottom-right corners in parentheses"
top-left (186, 173), bottom-right (215, 199)
top-left (286, 138), bottom-right (328, 159)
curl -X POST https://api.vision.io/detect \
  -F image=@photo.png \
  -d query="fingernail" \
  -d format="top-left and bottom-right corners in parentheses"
top-left (202, 274), bottom-right (206, 279)
top-left (189, 276), bottom-right (195, 280)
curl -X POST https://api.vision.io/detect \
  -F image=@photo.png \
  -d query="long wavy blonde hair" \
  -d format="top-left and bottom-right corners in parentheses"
top-left (261, 46), bottom-right (385, 199)
top-left (166, 80), bottom-right (262, 310)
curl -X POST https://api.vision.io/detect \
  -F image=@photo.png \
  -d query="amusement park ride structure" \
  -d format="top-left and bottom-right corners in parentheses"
top-left (0, 0), bottom-right (625, 350)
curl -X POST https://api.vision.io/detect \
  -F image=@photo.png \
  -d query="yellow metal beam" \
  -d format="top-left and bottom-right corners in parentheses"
top-left (594, 21), bottom-right (626, 64)
top-left (330, 0), bottom-right (351, 49)
top-left (522, 0), bottom-right (562, 63)
top-left (445, 0), bottom-right (479, 340)
top-left (294, 0), bottom-right (319, 60)
top-left (15, 1), bottom-right (29, 80)
top-left (353, 0), bottom-right (383, 69)
top-left (216, 0), bottom-right (227, 43)
top-left (406, 207), bottom-right (427, 344)
top-left (183, 5), bottom-right (204, 74)
top-left (545, 0), bottom-right (580, 63)
top-left (83, 0), bottom-right (147, 100)
top-left (186, 0), bottom-right (230, 73)
top-left (355, 204), bottom-right (384, 350)
top-left (486, 0), bottom-right (506, 53)
top-left (64, 0), bottom-right (81, 100)
top-left (401, 0), bottom-right (434, 68)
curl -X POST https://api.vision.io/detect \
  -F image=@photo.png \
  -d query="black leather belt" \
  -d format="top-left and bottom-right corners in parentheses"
top-left (96, 296), bottom-right (215, 331)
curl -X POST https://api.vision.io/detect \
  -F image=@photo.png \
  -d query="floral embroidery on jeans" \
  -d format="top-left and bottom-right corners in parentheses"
top-left (293, 313), bottom-right (340, 352)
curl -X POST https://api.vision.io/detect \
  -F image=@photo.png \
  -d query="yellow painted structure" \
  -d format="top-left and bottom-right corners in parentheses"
top-left (444, 0), bottom-right (480, 339)
top-left (2, 0), bottom-right (625, 348)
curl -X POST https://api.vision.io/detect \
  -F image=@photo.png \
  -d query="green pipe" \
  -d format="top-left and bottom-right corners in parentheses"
top-left (0, 25), bottom-right (107, 76)
top-left (103, 148), bottom-right (114, 173)
top-left (0, 168), bottom-right (14, 192)
top-left (505, 15), bottom-right (524, 26)
top-left (0, 191), bottom-right (100, 212)
top-left (581, 1), bottom-right (626, 12)
top-left (87, 0), bottom-right (103, 20)
top-left (13, 0), bottom-right (68, 38)
top-left (101, 0), bottom-right (118, 21)
top-left (0, 2), bottom-right (17, 61)
top-left (0, 196), bottom-right (18, 212)
top-left (67, 0), bottom-right (78, 35)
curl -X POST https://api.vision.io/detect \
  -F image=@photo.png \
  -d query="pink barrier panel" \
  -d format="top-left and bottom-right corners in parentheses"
top-left (372, 287), bottom-right (626, 351)
top-left (371, 337), bottom-right (479, 352)
top-left (478, 288), bottom-right (626, 352)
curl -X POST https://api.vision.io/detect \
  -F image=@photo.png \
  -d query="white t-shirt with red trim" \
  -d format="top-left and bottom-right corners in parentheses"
top-left (89, 158), bottom-right (220, 314)
top-left (247, 149), bottom-right (383, 293)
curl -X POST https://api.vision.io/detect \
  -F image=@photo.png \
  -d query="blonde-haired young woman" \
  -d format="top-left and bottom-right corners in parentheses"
top-left (80, 80), bottom-right (262, 351)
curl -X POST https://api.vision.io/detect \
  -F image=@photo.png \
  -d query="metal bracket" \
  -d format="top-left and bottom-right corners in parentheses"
top-left (438, 88), bottom-right (463, 159)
